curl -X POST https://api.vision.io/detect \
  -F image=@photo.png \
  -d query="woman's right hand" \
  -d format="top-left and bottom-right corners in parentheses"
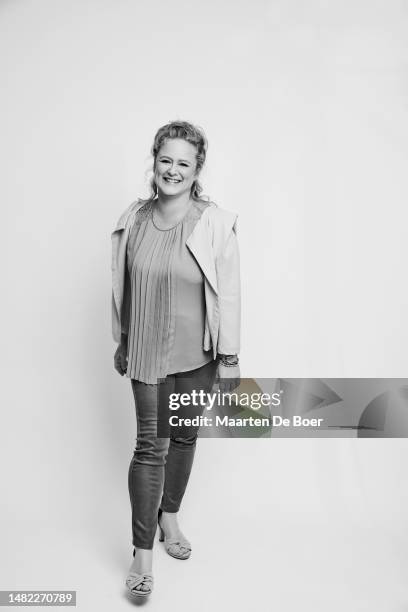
top-left (114, 343), bottom-right (128, 376)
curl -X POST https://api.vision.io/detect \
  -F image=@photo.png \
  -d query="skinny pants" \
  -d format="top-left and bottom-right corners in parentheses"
top-left (128, 358), bottom-right (219, 549)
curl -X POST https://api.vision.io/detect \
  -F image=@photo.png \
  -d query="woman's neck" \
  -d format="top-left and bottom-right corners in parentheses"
top-left (154, 192), bottom-right (192, 221)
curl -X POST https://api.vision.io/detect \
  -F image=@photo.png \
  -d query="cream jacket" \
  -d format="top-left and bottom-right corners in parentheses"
top-left (111, 199), bottom-right (241, 359)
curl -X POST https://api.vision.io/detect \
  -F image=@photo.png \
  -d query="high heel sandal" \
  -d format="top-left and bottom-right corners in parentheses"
top-left (125, 548), bottom-right (154, 598)
top-left (157, 508), bottom-right (192, 560)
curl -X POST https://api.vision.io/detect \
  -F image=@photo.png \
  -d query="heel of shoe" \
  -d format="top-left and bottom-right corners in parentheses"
top-left (158, 508), bottom-right (164, 542)
top-left (158, 525), bottom-right (164, 542)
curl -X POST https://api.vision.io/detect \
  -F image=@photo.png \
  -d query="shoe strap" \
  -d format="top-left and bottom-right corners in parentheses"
top-left (126, 572), bottom-right (154, 590)
top-left (165, 537), bottom-right (191, 550)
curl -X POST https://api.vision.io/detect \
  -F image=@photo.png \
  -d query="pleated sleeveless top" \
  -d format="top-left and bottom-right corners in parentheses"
top-left (125, 198), bottom-right (214, 384)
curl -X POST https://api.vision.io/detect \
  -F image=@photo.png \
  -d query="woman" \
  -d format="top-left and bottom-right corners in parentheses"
top-left (111, 120), bottom-right (241, 598)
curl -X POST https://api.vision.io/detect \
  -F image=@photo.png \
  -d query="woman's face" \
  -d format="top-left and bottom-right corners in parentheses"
top-left (155, 138), bottom-right (199, 198)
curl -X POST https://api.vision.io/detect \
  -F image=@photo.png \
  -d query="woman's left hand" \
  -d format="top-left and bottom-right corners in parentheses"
top-left (216, 363), bottom-right (241, 392)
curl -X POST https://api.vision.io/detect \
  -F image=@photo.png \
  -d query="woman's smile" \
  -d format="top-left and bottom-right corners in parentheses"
top-left (163, 177), bottom-right (182, 184)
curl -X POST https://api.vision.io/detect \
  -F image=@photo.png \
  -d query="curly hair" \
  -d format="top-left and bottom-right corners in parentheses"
top-left (143, 120), bottom-right (210, 203)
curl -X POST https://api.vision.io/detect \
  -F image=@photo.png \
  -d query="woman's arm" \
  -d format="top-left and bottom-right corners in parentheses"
top-left (120, 255), bottom-right (131, 347)
top-left (215, 225), bottom-right (241, 391)
top-left (215, 226), bottom-right (241, 356)
top-left (113, 255), bottom-right (131, 376)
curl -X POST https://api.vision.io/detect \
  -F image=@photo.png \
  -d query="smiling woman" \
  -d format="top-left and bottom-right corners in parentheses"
top-left (111, 120), bottom-right (241, 600)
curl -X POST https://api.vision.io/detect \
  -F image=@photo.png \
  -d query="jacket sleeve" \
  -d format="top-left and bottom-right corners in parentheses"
top-left (111, 201), bottom-right (140, 344)
top-left (215, 224), bottom-right (241, 355)
top-left (112, 292), bottom-right (121, 343)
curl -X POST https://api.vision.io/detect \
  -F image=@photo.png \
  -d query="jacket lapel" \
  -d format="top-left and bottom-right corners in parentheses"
top-left (186, 212), bottom-right (218, 295)
top-left (111, 200), bottom-right (144, 329)
top-left (186, 204), bottom-right (238, 296)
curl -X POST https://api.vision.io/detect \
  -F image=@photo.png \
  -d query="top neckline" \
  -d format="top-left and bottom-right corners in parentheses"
top-left (150, 200), bottom-right (194, 231)
top-left (131, 198), bottom-right (210, 233)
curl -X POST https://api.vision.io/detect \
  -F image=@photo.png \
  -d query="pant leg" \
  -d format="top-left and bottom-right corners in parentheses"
top-left (160, 358), bottom-right (219, 513)
top-left (128, 378), bottom-right (174, 549)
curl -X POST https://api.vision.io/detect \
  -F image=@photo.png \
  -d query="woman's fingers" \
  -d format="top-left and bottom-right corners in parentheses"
top-left (113, 344), bottom-right (129, 376)
top-left (219, 378), bottom-right (240, 392)
top-left (115, 364), bottom-right (123, 375)
top-left (114, 355), bottom-right (126, 376)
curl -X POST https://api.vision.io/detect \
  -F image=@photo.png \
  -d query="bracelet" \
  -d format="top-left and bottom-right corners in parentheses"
top-left (218, 354), bottom-right (239, 367)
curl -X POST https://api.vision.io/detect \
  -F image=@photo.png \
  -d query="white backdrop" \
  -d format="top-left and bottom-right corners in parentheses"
top-left (1, 1), bottom-right (408, 610)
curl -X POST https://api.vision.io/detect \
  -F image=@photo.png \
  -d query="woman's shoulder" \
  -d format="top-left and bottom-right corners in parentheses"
top-left (199, 199), bottom-right (238, 233)
top-left (192, 200), bottom-right (239, 253)
top-left (112, 198), bottom-right (147, 232)
top-left (195, 198), bottom-right (237, 218)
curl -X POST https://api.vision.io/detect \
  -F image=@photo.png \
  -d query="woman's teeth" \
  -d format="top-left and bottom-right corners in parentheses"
top-left (164, 178), bottom-right (181, 183)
